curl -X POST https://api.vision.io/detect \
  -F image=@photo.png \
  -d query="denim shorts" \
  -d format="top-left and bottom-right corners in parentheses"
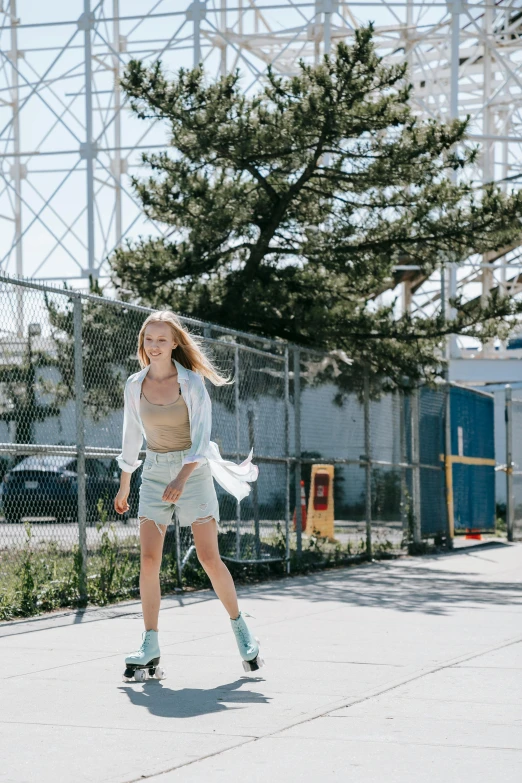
top-left (138, 448), bottom-right (220, 533)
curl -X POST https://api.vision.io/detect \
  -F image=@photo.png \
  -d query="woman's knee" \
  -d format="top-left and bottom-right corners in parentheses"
top-left (141, 551), bottom-right (161, 573)
top-left (197, 549), bottom-right (222, 573)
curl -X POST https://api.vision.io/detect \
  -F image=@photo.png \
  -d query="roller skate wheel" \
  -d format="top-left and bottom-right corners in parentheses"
top-left (154, 666), bottom-right (166, 680)
top-left (258, 657), bottom-right (265, 668)
top-left (134, 669), bottom-right (147, 682)
top-left (242, 660), bottom-right (251, 673)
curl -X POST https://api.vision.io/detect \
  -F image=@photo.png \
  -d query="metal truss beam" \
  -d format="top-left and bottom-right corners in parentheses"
top-left (0, 0), bottom-right (521, 359)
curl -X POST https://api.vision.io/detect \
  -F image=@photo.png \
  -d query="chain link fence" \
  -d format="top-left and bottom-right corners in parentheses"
top-left (504, 387), bottom-right (522, 541)
top-left (0, 275), bottom-right (452, 617)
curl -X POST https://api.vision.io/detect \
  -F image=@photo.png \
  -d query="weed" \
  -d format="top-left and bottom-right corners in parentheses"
top-left (0, 513), bottom-right (403, 621)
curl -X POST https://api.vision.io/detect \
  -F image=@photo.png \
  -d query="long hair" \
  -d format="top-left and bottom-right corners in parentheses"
top-left (137, 311), bottom-right (230, 386)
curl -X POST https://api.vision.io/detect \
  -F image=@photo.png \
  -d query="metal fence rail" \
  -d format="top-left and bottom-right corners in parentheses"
top-left (0, 274), bottom-right (450, 612)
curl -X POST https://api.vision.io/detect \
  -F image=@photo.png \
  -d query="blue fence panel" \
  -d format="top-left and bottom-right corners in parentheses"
top-left (450, 386), bottom-right (495, 533)
top-left (419, 387), bottom-right (447, 537)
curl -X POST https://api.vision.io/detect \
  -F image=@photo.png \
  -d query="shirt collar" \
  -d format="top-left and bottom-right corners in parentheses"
top-left (130, 358), bottom-right (189, 383)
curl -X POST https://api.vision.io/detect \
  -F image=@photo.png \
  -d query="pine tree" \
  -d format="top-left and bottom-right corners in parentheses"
top-left (110, 26), bottom-right (522, 386)
top-left (0, 340), bottom-right (60, 445)
top-left (44, 279), bottom-right (141, 420)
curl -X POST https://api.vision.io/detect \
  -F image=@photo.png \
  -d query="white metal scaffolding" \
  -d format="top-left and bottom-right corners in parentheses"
top-left (0, 1), bottom-right (521, 354)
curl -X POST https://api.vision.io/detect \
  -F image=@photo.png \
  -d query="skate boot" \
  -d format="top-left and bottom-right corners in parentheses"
top-left (230, 611), bottom-right (264, 673)
top-left (122, 629), bottom-right (166, 683)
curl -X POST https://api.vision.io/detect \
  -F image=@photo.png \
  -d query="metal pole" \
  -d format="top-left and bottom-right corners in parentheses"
top-left (405, 0), bottom-right (413, 71)
top-left (81, 1), bottom-right (96, 278)
top-left (363, 367), bottom-right (372, 559)
top-left (323, 0), bottom-right (332, 56)
top-left (174, 512), bottom-right (183, 589)
top-left (220, 0), bottom-right (227, 75)
top-left (481, 3), bottom-right (493, 353)
top-left (293, 347), bottom-right (302, 557)
top-left (500, 109), bottom-right (508, 301)
top-left (73, 297), bottom-right (87, 601)
top-left (191, 0), bottom-right (203, 67)
top-left (248, 407), bottom-right (260, 560)
top-left (411, 387), bottom-right (421, 546)
top-left (448, 0), bottom-right (460, 359)
top-left (450, 0), bottom-right (460, 122)
top-left (235, 345), bottom-right (241, 558)
top-left (399, 389), bottom-right (408, 536)
top-left (444, 382), bottom-right (455, 546)
top-left (9, 1), bottom-right (24, 337)
top-left (442, 266), bottom-right (454, 548)
top-left (482, 3), bottom-right (492, 185)
top-left (505, 385), bottom-right (514, 542)
top-left (112, 0), bottom-right (122, 248)
top-left (284, 346), bottom-right (291, 573)
top-left (322, 0), bottom-right (332, 168)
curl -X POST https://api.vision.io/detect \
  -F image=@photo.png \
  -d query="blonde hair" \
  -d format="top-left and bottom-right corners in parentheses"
top-left (137, 310), bottom-right (230, 386)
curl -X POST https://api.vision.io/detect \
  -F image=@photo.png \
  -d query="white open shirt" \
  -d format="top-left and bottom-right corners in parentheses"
top-left (117, 359), bottom-right (259, 502)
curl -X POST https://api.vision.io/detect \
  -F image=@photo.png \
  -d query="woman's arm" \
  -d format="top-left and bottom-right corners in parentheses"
top-left (116, 380), bottom-right (144, 475)
top-left (115, 380), bottom-right (144, 514)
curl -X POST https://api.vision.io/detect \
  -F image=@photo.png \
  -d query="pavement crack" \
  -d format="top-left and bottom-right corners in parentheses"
top-left (118, 632), bottom-right (522, 782)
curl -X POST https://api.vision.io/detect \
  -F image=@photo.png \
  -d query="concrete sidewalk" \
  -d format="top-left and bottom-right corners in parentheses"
top-left (1, 543), bottom-right (521, 783)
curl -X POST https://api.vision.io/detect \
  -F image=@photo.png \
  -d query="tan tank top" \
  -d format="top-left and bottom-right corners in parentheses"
top-left (139, 387), bottom-right (192, 452)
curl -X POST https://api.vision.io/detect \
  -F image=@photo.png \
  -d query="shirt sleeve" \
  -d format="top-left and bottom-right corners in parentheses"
top-left (182, 374), bottom-right (212, 467)
top-left (116, 380), bottom-right (144, 474)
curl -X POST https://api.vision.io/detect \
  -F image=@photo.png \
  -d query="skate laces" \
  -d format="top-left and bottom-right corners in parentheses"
top-left (138, 630), bottom-right (152, 654)
top-left (233, 612), bottom-right (254, 647)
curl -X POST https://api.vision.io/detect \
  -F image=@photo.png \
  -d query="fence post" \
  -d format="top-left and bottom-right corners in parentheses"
top-left (293, 347), bottom-right (302, 558)
top-left (444, 382), bottom-right (455, 547)
top-left (284, 346), bottom-right (291, 573)
top-left (411, 387), bottom-right (422, 546)
top-left (248, 407), bottom-right (261, 560)
top-left (363, 367), bottom-right (372, 559)
top-left (505, 385), bottom-right (514, 542)
top-left (73, 297), bottom-right (87, 601)
top-left (174, 513), bottom-right (183, 589)
top-left (234, 346), bottom-right (241, 558)
top-left (399, 390), bottom-right (408, 536)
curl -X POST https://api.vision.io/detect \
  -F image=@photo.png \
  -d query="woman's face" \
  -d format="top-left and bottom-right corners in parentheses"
top-left (143, 322), bottom-right (177, 363)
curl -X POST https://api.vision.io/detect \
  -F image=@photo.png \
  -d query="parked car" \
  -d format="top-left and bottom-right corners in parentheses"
top-left (1, 455), bottom-right (140, 524)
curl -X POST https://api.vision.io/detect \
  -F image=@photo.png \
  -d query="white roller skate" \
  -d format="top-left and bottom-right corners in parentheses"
top-left (122, 629), bottom-right (166, 682)
top-left (230, 611), bottom-right (264, 673)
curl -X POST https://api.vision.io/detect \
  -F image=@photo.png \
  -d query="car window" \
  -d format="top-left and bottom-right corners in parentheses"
top-left (14, 456), bottom-right (72, 471)
top-left (86, 460), bottom-right (106, 477)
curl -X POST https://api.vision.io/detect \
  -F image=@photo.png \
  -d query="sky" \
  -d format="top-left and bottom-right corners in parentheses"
top-left (0, 0), bottom-right (518, 348)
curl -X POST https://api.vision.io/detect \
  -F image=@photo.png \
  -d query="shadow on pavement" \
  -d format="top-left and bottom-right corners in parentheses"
top-left (242, 556), bottom-right (522, 616)
top-left (118, 677), bottom-right (270, 718)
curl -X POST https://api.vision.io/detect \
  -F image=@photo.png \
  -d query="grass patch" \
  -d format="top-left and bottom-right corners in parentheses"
top-left (0, 521), bottom-right (397, 622)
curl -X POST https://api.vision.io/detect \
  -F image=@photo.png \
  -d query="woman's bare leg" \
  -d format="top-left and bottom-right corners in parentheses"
top-left (192, 518), bottom-right (239, 619)
top-left (139, 517), bottom-right (166, 631)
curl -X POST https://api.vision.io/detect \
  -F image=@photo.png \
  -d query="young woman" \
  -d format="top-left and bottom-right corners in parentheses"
top-left (114, 310), bottom-right (262, 682)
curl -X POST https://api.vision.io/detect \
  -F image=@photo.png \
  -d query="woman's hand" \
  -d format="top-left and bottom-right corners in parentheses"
top-left (162, 463), bottom-right (197, 503)
top-left (114, 487), bottom-right (130, 515)
top-left (162, 475), bottom-right (186, 503)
